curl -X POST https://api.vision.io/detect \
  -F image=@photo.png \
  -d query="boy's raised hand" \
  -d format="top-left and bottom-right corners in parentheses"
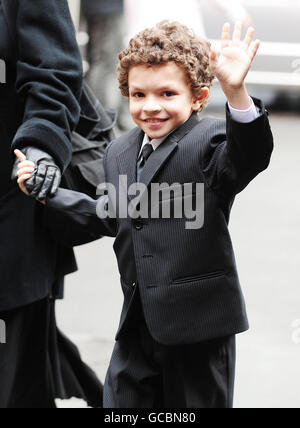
top-left (210, 22), bottom-right (260, 100)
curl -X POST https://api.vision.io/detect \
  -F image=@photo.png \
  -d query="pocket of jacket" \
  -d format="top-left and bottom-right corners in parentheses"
top-left (172, 270), bottom-right (225, 285)
top-left (158, 182), bottom-right (199, 203)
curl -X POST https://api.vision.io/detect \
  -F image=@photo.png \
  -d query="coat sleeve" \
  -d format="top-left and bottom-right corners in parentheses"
top-left (11, 0), bottom-right (83, 172)
top-left (44, 188), bottom-right (117, 247)
top-left (202, 98), bottom-right (274, 200)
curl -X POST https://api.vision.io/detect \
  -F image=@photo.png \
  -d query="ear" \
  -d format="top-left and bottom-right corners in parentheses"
top-left (192, 87), bottom-right (210, 111)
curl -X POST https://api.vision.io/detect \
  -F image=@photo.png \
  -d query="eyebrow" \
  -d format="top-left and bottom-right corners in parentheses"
top-left (129, 84), bottom-right (178, 92)
top-left (129, 86), bottom-right (144, 92)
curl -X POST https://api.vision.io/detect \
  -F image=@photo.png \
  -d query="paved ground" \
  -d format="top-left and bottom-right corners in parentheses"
top-left (55, 110), bottom-right (300, 408)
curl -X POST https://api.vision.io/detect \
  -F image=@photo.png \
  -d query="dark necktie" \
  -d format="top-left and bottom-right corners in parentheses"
top-left (140, 143), bottom-right (154, 168)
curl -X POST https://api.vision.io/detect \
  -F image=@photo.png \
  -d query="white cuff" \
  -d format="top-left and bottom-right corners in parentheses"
top-left (228, 98), bottom-right (260, 123)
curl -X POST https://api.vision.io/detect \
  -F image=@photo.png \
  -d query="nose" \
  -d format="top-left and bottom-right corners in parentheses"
top-left (143, 100), bottom-right (162, 115)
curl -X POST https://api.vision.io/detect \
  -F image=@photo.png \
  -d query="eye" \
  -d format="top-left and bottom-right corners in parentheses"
top-left (163, 91), bottom-right (175, 97)
top-left (132, 92), bottom-right (145, 98)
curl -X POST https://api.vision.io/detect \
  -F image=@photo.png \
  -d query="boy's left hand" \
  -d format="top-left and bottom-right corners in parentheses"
top-left (14, 150), bottom-right (34, 196)
top-left (210, 22), bottom-right (260, 93)
top-left (14, 150), bottom-right (46, 204)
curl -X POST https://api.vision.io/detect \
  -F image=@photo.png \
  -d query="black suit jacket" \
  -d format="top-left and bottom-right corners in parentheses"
top-left (46, 99), bottom-right (273, 345)
top-left (0, 0), bottom-right (82, 311)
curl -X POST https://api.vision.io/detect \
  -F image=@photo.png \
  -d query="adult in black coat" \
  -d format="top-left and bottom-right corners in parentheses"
top-left (0, 0), bottom-right (102, 408)
top-left (82, 0), bottom-right (131, 130)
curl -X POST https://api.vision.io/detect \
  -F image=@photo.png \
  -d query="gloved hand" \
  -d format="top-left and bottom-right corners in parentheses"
top-left (11, 147), bottom-right (61, 201)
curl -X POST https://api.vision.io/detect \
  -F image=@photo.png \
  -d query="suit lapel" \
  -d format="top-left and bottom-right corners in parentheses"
top-left (116, 113), bottom-right (200, 207)
top-left (116, 127), bottom-right (144, 201)
top-left (139, 112), bottom-right (200, 188)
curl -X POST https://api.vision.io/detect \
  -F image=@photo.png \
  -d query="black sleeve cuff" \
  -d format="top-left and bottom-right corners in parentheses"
top-left (11, 118), bottom-right (72, 172)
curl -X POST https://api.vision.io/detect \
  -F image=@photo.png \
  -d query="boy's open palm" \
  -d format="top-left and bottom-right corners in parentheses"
top-left (210, 22), bottom-right (260, 89)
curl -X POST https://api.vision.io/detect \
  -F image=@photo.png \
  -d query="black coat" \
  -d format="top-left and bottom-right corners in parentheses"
top-left (0, 0), bottom-right (82, 312)
top-left (46, 100), bottom-right (274, 346)
top-left (82, 0), bottom-right (124, 17)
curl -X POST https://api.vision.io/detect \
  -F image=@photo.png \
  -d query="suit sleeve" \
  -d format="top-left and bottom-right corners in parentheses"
top-left (44, 138), bottom-right (117, 247)
top-left (203, 98), bottom-right (274, 199)
top-left (11, 0), bottom-right (83, 172)
top-left (44, 188), bottom-right (117, 247)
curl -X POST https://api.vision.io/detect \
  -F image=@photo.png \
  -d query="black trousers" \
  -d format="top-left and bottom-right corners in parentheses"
top-left (103, 291), bottom-right (236, 408)
top-left (0, 298), bottom-right (103, 408)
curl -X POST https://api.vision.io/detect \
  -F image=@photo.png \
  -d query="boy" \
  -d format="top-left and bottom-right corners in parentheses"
top-left (16, 21), bottom-right (273, 408)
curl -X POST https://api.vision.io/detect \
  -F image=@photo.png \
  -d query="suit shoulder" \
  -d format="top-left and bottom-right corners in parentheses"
top-left (194, 116), bottom-right (226, 137)
top-left (105, 127), bottom-right (141, 158)
top-left (184, 117), bottom-right (227, 174)
top-left (186, 117), bottom-right (226, 154)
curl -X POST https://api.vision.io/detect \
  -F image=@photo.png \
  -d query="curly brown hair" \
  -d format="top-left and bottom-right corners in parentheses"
top-left (117, 20), bottom-right (215, 111)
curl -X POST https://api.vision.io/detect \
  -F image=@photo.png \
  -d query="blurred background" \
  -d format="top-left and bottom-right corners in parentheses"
top-left (60, 0), bottom-right (300, 408)
top-left (70, 0), bottom-right (300, 120)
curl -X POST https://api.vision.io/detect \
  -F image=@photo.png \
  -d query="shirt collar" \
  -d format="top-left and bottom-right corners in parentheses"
top-left (137, 116), bottom-right (192, 160)
top-left (138, 133), bottom-right (169, 160)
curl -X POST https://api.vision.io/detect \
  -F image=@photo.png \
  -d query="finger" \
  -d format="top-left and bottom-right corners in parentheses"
top-left (37, 166), bottom-right (56, 201)
top-left (49, 169), bottom-right (61, 197)
top-left (17, 161), bottom-right (35, 169)
top-left (248, 39), bottom-right (260, 62)
top-left (14, 149), bottom-right (27, 163)
top-left (17, 174), bottom-right (31, 195)
top-left (28, 164), bottom-right (47, 197)
top-left (210, 47), bottom-right (218, 62)
top-left (17, 174), bottom-right (32, 185)
top-left (243, 26), bottom-right (255, 50)
top-left (209, 47), bottom-right (218, 71)
top-left (221, 22), bottom-right (230, 49)
top-left (20, 182), bottom-right (29, 195)
top-left (17, 166), bottom-right (35, 178)
top-left (232, 21), bottom-right (242, 46)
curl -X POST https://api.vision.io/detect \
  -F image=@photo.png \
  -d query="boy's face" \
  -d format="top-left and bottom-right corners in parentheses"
top-left (128, 62), bottom-right (207, 140)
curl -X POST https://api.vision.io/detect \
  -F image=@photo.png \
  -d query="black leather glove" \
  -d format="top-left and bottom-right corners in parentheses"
top-left (12, 147), bottom-right (62, 201)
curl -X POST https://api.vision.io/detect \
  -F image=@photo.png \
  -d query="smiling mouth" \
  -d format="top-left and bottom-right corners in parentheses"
top-left (143, 118), bottom-right (169, 123)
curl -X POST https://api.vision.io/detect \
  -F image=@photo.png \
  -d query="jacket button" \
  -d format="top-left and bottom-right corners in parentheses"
top-left (135, 220), bottom-right (143, 230)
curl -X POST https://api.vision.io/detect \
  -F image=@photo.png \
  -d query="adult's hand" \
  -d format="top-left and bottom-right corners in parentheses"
top-left (12, 147), bottom-right (61, 201)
